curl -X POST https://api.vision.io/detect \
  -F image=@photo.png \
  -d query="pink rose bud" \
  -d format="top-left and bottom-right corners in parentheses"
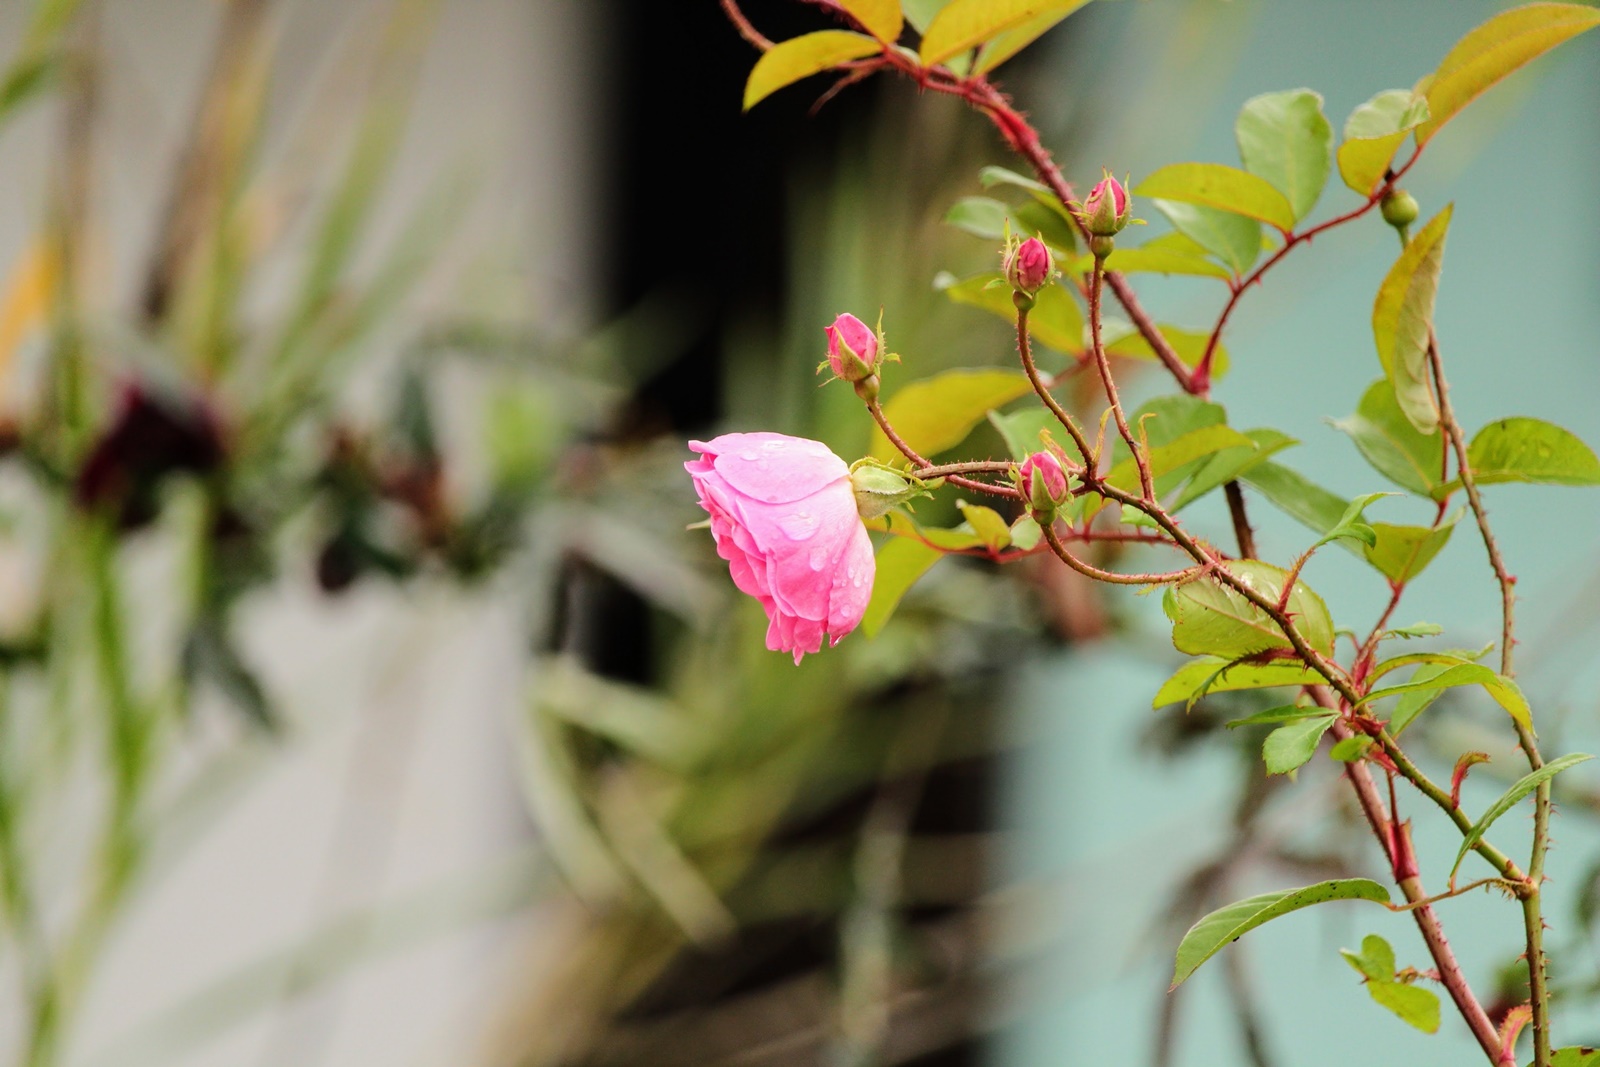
top-left (1004, 236), bottom-right (1053, 294)
top-left (686, 432), bottom-right (875, 663)
top-left (1017, 450), bottom-right (1070, 514)
top-left (1081, 174), bottom-right (1132, 237)
top-left (824, 312), bottom-right (880, 383)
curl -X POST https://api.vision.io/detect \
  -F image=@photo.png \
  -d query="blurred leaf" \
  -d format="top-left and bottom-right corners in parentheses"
top-left (1103, 424), bottom-right (1254, 495)
top-left (1101, 322), bottom-right (1231, 376)
top-left (1164, 559), bottom-right (1335, 659)
top-left (920, 0), bottom-right (1078, 65)
top-left (956, 500), bottom-right (1011, 550)
top-left (1337, 90), bottom-right (1429, 195)
top-left (902, 0), bottom-right (954, 34)
top-left (540, 659), bottom-right (699, 769)
top-left (1242, 461), bottom-right (1347, 531)
top-left (1226, 705), bottom-right (1322, 728)
top-left (1452, 753), bottom-right (1595, 880)
top-left (1263, 714), bottom-right (1335, 774)
top-left (1311, 492), bottom-right (1391, 551)
top-left (1009, 514), bottom-right (1042, 550)
top-left (1461, 417), bottom-right (1600, 487)
top-left (988, 407), bottom-right (1058, 461)
top-left (1328, 735), bottom-right (1374, 762)
top-left (1332, 379), bottom-right (1445, 497)
top-left (942, 196), bottom-right (1013, 240)
top-left (1369, 981), bottom-right (1441, 1033)
top-left (743, 30), bottom-right (882, 110)
top-left (1373, 205), bottom-right (1451, 434)
top-left (1549, 1050), bottom-right (1600, 1067)
top-left (1137, 163), bottom-right (1296, 232)
top-left (839, 0), bottom-right (904, 41)
top-left (1154, 656), bottom-right (1324, 708)
top-left (1171, 879), bottom-right (1390, 988)
top-left (1012, 198), bottom-right (1079, 253)
top-left (1084, 244), bottom-right (1233, 280)
top-left (869, 368), bottom-right (1034, 462)
top-left (1385, 622), bottom-right (1443, 640)
top-left (1341, 933), bottom-right (1396, 982)
top-left (973, 0), bottom-right (1092, 73)
top-left (1172, 428), bottom-right (1297, 511)
top-left (1234, 89), bottom-right (1333, 222)
top-left (1416, 3), bottom-right (1600, 146)
top-left (938, 272), bottom-right (1081, 352)
top-left (1364, 517), bottom-right (1457, 583)
top-left (1151, 199), bottom-right (1261, 275)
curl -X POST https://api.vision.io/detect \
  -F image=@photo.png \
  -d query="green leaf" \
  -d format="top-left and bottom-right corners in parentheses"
top-left (1364, 517), bottom-right (1458, 583)
top-left (974, 0), bottom-right (1093, 73)
top-left (1329, 735), bottom-right (1375, 762)
top-left (1164, 559), bottom-right (1335, 660)
top-left (987, 407), bottom-right (1058, 462)
top-left (861, 536), bottom-right (944, 637)
top-left (869, 368), bottom-right (1035, 462)
top-left (870, 509), bottom-right (986, 551)
top-left (1153, 658), bottom-right (1325, 709)
top-left (1137, 163), bottom-right (1297, 232)
top-left (1171, 879), bottom-right (1391, 988)
top-left (743, 31), bottom-right (883, 110)
top-left (1013, 198), bottom-right (1080, 253)
top-left (838, 0), bottom-right (904, 41)
top-left (978, 164), bottom-right (1048, 194)
top-left (1171, 428), bottom-right (1298, 511)
top-left (1263, 714), bottom-right (1336, 774)
top-left (1369, 981), bottom-right (1441, 1034)
top-left (956, 500), bottom-right (1012, 551)
top-left (1386, 622), bottom-right (1444, 640)
top-left (1226, 705), bottom-right (1323, 728)
top-left (938, 272), bottom-right (1083, 353)
top-left (1389, 662), bottom-right (1453, 735)
top-left (1547, 1050), bottom-right (1600, 1067)
top-left (1313, 492), bottom-right (1392, 550)
top-left (1010, 514), bottom-right (1042, 550)
top-left (1235, 89), bottom-right (1333, 222)
top-left (1417, 3), bottom-right (1600, 146)
top-left (902, 0), bottom-right (954, 34)
top-left (1337, 90), bottom-right (1429, 195)
top-left (1087, 244), bottom-right (1234, 281)
top-left (1452, 753), bottom-right (1595, 880)
top-left (1104, 425), bottom-right (1255, 495)
top-left (920, 0), bottom-right (1079, 65)
top-left (1332, 379), bottom-right (1445, 498)
top-left (1464, 417), bottom-right (1600, 488)
top-left (1151, 200), bottom-right (1262, 275)
top-left (1373, 206), bottom-right (1451, 434)
top-left (942, 196), bottom-right (1014, 240)
top-left (1241, 461), bottom-right (1349, 533)
top-left (1362, 659), bottom-right (1532, 732)
top-left (1341, 934), bottom-right (1396, 982)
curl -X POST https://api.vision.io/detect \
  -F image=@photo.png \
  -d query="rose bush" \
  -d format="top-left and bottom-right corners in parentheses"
top-left (686, 432), bottom-right (874, 662)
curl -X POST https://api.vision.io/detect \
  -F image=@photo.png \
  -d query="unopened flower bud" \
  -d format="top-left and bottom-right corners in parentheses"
top-left (1004, 236), bottom-right (1053, 295)
top-left (1017, 450), bottom-right (1071, 516)
top-left (849, 461), bottom-right (929, 520)
top-left (824, 312), bottom-right (880, 383)
top-left (1380, 188), bottom-right (1419, 231)
top-left (1080, 173), bottom-right (1132, 238)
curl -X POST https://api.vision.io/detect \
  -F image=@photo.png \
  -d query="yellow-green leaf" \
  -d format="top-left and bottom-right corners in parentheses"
top-left (1372, 205), bottom-right (1451, 434)
top-left (919, 0), bottom-right (1075, 66)
top-left (861, 536), bottom-right (942, 637)
top-left (939, 272), bottom-right (1082, 353)
top-left (1417, 2), bottom-right (1600, 146)
top-left (1136, 163), bottom-right (1297, 233)
top-left (743, 30), bottom-right (882, 111)
top-left (1465, 417), bottom-right (1600, 487)
top-left (956, 500), bottom-right (1012, 551)
top-left (1164, 560), bottom-right (1335, 660)
top-left (1103, 425), bottom-right (1254, 494)
top-left (1082, 245), bottom-right (1233, 281)
top-left (868, 509), bottom-right (987, 551)
top-left (1336, 90), bottom-right (1429, 195)
top-left (869, 368), bottom-right (1034, 462)
top-left (1153, 657), bottom-right (1324, 709)
top-left (973, 0), bottom-right (1093, 73)
top-left (1150, 200), bottom-right (1261, 276)
top-left (838, 0), bottom-right (903, 42)
top-left (1235, 89), bottom-right (1333, 222)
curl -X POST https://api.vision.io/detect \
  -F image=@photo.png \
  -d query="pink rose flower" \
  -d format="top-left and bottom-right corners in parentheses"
top-left (686, 432), bottom-right (875, 663)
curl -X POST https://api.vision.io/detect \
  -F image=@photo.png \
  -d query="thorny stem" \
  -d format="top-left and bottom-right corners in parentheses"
top-left (1426, 329), bottom-right (1552, 1066)
top-left (865, 398), bottom-right (1019, 500)
top-left (1088, 263), bottom-right (1154, 500)
top-left (1041, 524), bottom-right (1198, 587)
top-left (1015, 306), bottom-right (1096, 468)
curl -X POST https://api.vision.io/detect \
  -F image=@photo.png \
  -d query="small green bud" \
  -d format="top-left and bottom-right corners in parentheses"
top-left (1089, 235), bottom-right (1115, 260)
top-left (1380, 188), bottom-right (1419, 231)
top-left (849, 461), bottom-right (930, 520)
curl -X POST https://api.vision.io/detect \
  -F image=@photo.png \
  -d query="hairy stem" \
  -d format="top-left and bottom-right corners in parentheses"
top-left (1088, 264), bottom-right (1154, 500)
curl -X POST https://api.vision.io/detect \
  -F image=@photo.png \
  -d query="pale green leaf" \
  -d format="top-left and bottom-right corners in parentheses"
top-left (1171, 879), bottom-right (1391, 988)
top-left (1389, 662), bottom-right (1454, 735)
top-left (1337, 90), bottom-right (1429, 195)
top-left (1341, 934), bottom-right (1396, 982)
top-left (1153, 658), bottom-right (1325, 709)
top-left (988, 407), bottom-right (1059, 462)
top-left (1137, 163), bottom-right (1297, 232)
top-left (1452, 753), bottom-right (1595, 879)
top-left (938, 272), bottom-right (1083, 353)
top-left (1372, 206), bottom-right (1452, 433)
top-left (1151, 199), bottom-right (1261, 275)
top-left (902, 0), bottom-right (954, 34)
top-left (1263, 714), bottom-right (1336, 774)
top-left (1329, 735), bottom-right (1375, 762)
top-left (956, 501), bottom-right (1011, 551)
top-left (1369, 981), bottom-right (1441, 1034)
top-left (861, 536), bottom-right (943, 638)
top-left (1332, 379), bottom-right (1445, 498)
top-left (1164, 559), bottom-right (1336, 660)
top-left (1085, 244), bottom-right (1233, 280)
top-left (743, 31), bottom-right (883, 110)
top-left (1171, 428), bottom-right (1298, 511)
top-left (1464, 417), bottom-right (1600, 487)
top-left (1547, 1049), bottom-right (1600, 1067)
top-left (1417, 3), bottom-right (1600, 146)
top-left (1362, 659), bottom-right (1532, 732)
top-left (1010, 514), bottom-right (1043, 550)
top-left (1226, 705), bottom-right (1324, 728)
top-left (869, 369), bottom-right (1034, 462)
top-left (1103, 425), bottom-right (1255, 495)
top-left (1101, 322), bottom-right (1231, 376)
top-left (1235, 89), bottom-right (1333, 222)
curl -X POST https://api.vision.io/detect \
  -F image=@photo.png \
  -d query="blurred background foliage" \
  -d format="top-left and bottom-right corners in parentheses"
top-left (0, 2), bottom-right (1596, 1067)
